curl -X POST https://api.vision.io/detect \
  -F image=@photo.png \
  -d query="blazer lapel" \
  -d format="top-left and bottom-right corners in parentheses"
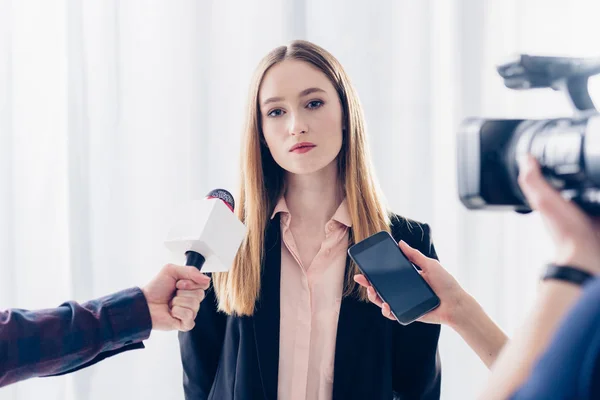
top-left (253, 216), bottom-right (282, 400)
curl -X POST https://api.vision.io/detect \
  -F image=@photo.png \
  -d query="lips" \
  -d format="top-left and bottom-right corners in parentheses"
top-left (289, 142), bottom-right (316, 152)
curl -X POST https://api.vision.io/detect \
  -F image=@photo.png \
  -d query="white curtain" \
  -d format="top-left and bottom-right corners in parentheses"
top-left (1, 0), bottom-right (599, 399)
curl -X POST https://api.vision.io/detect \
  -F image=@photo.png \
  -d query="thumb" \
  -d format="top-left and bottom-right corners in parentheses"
top-left (518, 155), bottom-right (583, 220)
top-left (518, 154), bottom-right (591, 237)
top-left (399, 240), bottom-right (430, 272)
top-left (517, 155), bottom-right (559, 213)
top-left (167, 264), bottom-right (211, 287)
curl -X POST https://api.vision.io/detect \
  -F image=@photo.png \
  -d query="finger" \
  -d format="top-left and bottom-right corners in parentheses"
top-left (171, 295), bottom-right (202, 314)
top-left (381, 302), bottom-right (396, 321)
top-left (175, 289), bottom-right (206, 309)
top-left (178, 317), bottom-right (195, 332)
top-left (399, 241), bottom-right (431, 272)
top-left (353, 274), bottom-right (371, 288)
top-left (176, 279), bottom-right (207, 290)
top-left (181, 323), bottom-right (195, 332)
top-left (171, 306), bottom-right (195, 331)
top-left (518, 155), bottom-right (587, 223)
top-left (176, 288), bottom-right (206, 301)
top-left (166, 264), bottom-right (211, 288)
top-left (367, 286), bottom-right (384, 308)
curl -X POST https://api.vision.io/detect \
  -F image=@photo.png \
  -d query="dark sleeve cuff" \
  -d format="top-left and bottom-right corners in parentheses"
top-left (46, 342), bottom-right (146, 377)
top-left (101, 287), bottom-right (152, 350)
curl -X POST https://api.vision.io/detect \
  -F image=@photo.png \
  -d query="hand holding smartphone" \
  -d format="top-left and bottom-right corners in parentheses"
top-left (348, 231), bottom-right (440, 325)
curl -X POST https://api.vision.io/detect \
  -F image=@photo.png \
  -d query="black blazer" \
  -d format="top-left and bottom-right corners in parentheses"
top-left (178, 214), bottom-right (441, 400)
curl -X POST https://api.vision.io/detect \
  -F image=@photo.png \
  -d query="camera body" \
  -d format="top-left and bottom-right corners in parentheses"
top-left (457, 54), bottom-right (600, 214)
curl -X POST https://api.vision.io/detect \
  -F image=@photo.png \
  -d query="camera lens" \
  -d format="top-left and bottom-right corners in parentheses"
top-left (510, 115), bottom-right (600, 214)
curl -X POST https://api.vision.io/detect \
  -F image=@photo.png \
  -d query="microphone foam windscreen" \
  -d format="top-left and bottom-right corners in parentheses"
top-left (206, 189), bottom-right (235, 212)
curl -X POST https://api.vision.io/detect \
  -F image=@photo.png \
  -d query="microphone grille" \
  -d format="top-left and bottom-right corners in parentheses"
top-left (206, 189), bottom-right (235, 212)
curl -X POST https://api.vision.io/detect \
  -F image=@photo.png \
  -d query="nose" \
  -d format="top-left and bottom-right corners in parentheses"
top-left (289, 113), bottom-right (308, 136)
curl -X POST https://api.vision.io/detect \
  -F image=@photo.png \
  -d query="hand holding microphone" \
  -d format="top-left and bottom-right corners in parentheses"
top-left (142, 263), bottom-right (211, 332)
top-left (0, 190), bottom-right (244, 387)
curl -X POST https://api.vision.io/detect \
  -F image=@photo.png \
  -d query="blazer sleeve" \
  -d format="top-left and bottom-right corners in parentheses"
top-left (391, 222), bottom-right (442, 399)
top-left (178, 277), bottom-right (227, 400)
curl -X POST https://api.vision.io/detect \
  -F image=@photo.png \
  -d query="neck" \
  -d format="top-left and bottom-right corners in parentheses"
top-left (284, 160), bottom-right (343, 228)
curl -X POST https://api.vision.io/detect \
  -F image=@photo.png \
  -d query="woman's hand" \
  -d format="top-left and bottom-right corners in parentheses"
top-left (354, 240), bottom-right (468, 325)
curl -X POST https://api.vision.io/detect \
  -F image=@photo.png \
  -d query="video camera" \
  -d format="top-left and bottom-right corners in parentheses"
top-left (457, 54), bottom-right (600, 214)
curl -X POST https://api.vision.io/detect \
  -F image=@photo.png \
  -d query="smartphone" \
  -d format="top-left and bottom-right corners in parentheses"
top-left (348, 231), bottom-right (440, 325)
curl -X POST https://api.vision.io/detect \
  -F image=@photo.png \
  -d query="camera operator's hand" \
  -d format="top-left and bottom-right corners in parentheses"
top-left (518, 155), bottom-right (600, 275)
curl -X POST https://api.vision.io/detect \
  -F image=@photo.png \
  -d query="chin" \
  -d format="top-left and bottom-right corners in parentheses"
top-left (286, 159), bottom-right (337, 176)
top-left (285, 166), bottom-right (323, 175)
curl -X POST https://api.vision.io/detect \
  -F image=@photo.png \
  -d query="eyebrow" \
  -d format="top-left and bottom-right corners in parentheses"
top-left (261, 87), bottom-right (327, 106)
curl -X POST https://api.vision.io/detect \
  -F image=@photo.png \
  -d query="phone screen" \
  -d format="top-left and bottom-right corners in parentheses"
top-left (349, 231), bottom-right (439, 324)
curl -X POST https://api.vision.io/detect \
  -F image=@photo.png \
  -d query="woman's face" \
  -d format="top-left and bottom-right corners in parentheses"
top-left (259, 59), bottom-right (343, 176)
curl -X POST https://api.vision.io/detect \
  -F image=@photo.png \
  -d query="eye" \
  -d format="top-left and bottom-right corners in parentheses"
top-left (307, 100), bottom-right (324, 109)
top-left (267, 108), bottom-right (285, 118)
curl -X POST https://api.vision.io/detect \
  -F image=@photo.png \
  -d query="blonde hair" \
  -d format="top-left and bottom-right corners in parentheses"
top-left (213, 40), bottom-right (391, 316)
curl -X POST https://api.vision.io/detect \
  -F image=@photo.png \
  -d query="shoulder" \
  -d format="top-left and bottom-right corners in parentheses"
top-left (388, 213), bottom-right (431, 243)
top-left (388, 213), bottom-right (438, 260)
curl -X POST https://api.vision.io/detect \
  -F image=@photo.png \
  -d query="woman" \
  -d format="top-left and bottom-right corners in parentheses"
top-left (178, 40), bottom-right (441, 400)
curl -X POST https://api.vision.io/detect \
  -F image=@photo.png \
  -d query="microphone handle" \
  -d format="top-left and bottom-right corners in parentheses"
top-left (185, 251), bottom-right (206, 270)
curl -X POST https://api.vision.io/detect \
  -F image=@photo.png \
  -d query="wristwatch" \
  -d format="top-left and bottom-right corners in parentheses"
top-left (541, 264), bottom-right (594, 286)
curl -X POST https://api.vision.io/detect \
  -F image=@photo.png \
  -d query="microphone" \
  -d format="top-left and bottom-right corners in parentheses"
top-left (184, 189), bottom-right (235, 269)
top-left (164, 188), bottom-right (246, 272)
